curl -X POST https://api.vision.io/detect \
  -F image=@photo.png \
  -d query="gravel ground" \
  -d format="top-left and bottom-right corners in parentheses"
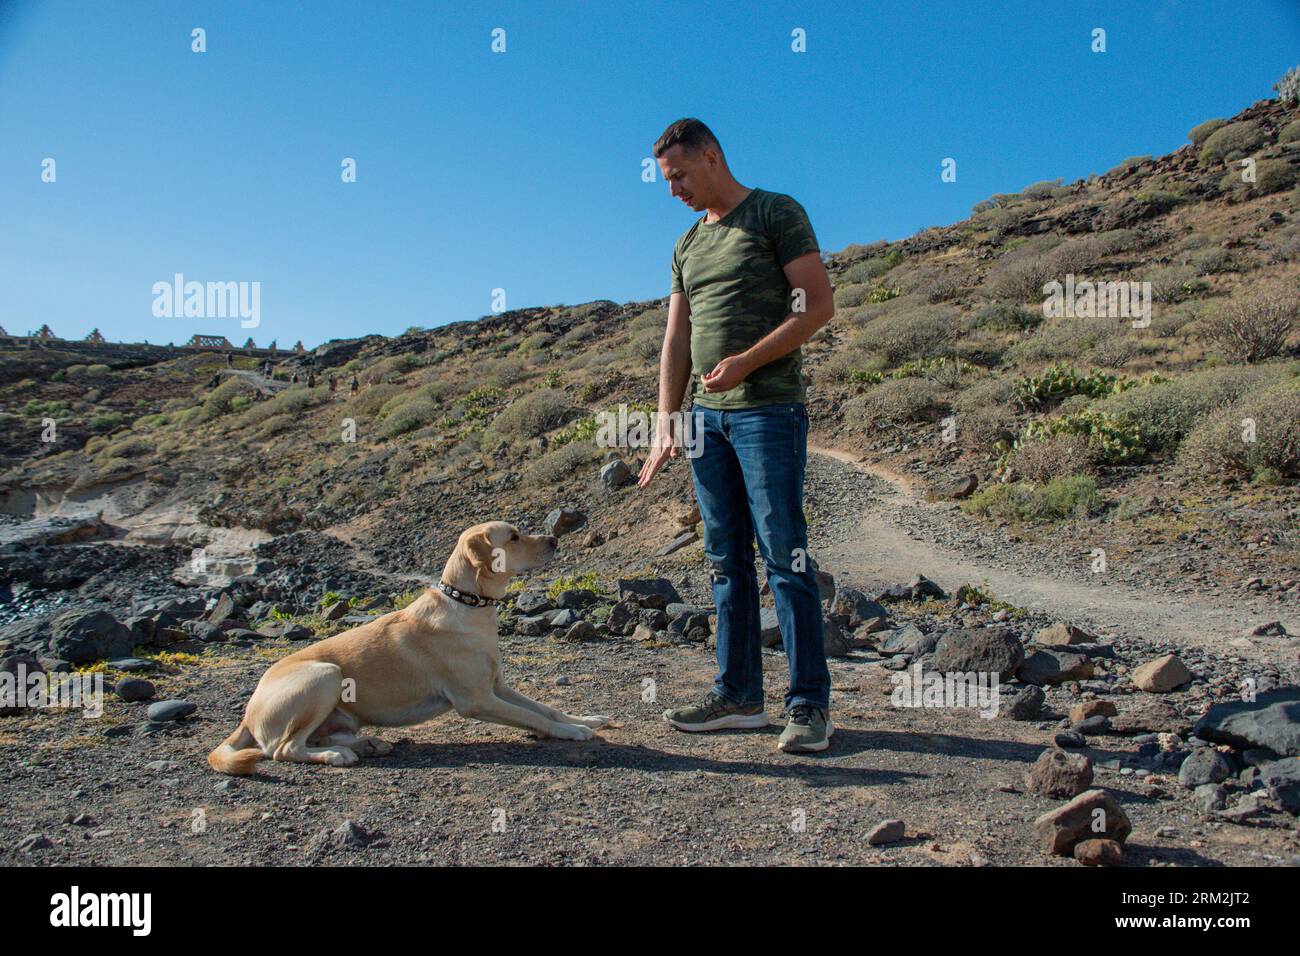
top-left (2, 448), bottom-right (1298, 867)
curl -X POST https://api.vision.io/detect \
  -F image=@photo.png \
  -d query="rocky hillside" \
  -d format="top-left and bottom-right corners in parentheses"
top-left (2, 89), bottom-right (1300, 867)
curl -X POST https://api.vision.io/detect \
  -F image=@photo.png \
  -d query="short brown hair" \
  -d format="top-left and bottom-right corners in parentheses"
top-left (653, 118), bottom-right (723, 159)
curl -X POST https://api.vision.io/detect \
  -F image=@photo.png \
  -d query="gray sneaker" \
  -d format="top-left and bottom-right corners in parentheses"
top-left (663, 692), bottom-right (769, 732)
top-left (778, 704), bottom-right (833, 752)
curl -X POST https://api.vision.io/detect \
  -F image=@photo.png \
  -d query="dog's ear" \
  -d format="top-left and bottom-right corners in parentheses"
top-left (465, 528), bottom-right (495, 569)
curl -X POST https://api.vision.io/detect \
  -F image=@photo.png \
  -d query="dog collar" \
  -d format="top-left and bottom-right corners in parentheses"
top-left (437, 580), bottom-right (497, 608)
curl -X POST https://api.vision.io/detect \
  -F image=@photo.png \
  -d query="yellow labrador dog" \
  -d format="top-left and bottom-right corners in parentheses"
top-left (208, 521), bottom-right (610, 775)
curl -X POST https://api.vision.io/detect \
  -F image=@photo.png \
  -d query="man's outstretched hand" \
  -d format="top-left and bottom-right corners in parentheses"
top-left (637, 422), bottom-right (679, 488)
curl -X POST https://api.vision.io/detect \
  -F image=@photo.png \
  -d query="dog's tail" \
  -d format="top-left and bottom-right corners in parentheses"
top-left (207, 722), bottom-right (263, 776)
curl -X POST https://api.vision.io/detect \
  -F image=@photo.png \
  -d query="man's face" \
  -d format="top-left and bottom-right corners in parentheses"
top-left (657, 143), bottom-right (714, 211)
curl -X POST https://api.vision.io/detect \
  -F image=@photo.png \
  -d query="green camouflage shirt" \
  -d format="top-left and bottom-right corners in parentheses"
top-left (670, 187), bottom-right (820, 409)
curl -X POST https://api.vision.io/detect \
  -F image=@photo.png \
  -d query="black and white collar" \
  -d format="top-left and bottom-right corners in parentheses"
top-left (436, 580), bottom-right (497, 608)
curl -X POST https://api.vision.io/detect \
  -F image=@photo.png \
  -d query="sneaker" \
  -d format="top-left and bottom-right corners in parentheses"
top-left (663, 692), bottom-right (769, 732)
top-left (778, 704), bottom-right (833, 752)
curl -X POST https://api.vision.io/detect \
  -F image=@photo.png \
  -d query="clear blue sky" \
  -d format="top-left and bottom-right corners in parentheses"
top-left (1, 0), bottom-right (1296, 349)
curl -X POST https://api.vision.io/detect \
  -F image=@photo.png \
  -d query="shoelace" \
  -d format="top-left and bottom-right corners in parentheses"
top-left (789, 704), bottom-right (820, 725)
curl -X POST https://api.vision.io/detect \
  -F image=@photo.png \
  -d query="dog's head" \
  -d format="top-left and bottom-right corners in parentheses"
top-left (456, 521), bottom-right (558, 595)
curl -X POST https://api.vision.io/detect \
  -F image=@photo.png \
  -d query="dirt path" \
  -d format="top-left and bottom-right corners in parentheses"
top-left (807, 442), bottom-right (1296, 669)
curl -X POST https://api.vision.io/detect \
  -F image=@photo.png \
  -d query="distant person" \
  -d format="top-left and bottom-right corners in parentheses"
top-left (328, 373), bottom-right (337, 393)
top-left (307, 370), bottom-right (316, 388)
top-left (639, 118), bottom-right (835, 754)
top-left (290, 372), bottom-right (299, 385)
top-left (349, 375), bottom-right (358, 396)
top-left (226, 352), bottom-right (234, 367)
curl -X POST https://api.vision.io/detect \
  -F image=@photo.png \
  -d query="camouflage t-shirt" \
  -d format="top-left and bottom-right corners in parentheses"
top-left (670, 187), bottom-right (820, 409)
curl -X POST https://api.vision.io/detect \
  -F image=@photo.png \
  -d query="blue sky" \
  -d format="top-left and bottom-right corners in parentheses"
top-left (1, 0), bottom-right (1296, 349)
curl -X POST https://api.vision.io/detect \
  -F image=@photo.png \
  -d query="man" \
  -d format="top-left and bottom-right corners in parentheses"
top-left (637, 118), bottom-right (836, 753)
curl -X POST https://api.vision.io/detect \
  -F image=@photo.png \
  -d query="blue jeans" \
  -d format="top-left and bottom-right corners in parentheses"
top-left (686, 400), bottom-right (830, 713)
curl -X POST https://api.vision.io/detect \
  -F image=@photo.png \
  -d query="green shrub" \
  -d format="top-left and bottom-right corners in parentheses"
top-left (971, 301), bottom-right (1042, 332)
top-left (239, 386), bottom-right (330, 428)
top-left (487, 388), bottom-right (579, 440)
top-left (1280, 118), bottom-right (1300, 144)
top-left (854, 304), bottom-right (960, 365)
top-left (1178, 379), bottom-right (1300, 480)
top-left (1003, 317), bottom-right (1114, 365)
top-left (989, 255), bottom-right (1053, 302)
top-left (1009, 433), bottom-right (1099, 481)
top-left (1095, 364), bottom-right (1294, 451)
top-left (91, 411), bottom-right (129, 431)
top-left (962, 475), bottom-right (1104, 522)
top-left (523, 440), bottom-right (603, 487)
top-left (866, 283), bottom-right (902, 303)
top-left (202, 378), bottom-right (255, 419)
top-left (20, 403), bottom-right (69, 421)
top-left (1189, 118), bottom-right (1228, 146)
top-left (347, 382), bottom-right (404, 417)
top-left (851, 378), bottom-right (950, 426)
top-left (1199, 121), bottom-right (1268, 166)
top-left (381, 396), bottom-right (441, 437)
top-left (1200, 291), bottom-right (1299, 363)
top-left (891, 356), bottom-right (975, 381)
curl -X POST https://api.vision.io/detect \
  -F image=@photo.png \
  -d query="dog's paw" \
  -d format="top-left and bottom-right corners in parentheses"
top-left (325, 747), bottom-right (359, 766)
top-left (573, 714), bottom-right (612, 729)
top-left (550, 722), bottom-right (596, 741)
top-left (357, 737), bottom-right (393, 756)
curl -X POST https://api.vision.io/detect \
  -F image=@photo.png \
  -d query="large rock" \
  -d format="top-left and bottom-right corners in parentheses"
top-left (1018, 649), bottom-right (1094, 686)
top-left (830, 588), bottom-right (888, 628)
top-left (1258, 758), bottom-right (1300, 814)
top-left (1193, 688), bottom-right (1300, 756)
top-left (931, 627), bottom-right (1024, 681)
top-left (1034, 622), bottom-right (1094, 647)
top-left (1131, 655), bottom-right (1193, 692)
top-left (879, 624), bottom-right (939, 656)
top-left (760, 607), bottom-right (783, 648)
top-left (822, 617), bottom-right (850, 657)
top-left (1074, 838), bottom-right (1124, 867)
top-left (0, 651), bottom-right (44, 714)
top-left (1026, 749), bottom-right (1094, 798)
top-left (617, 577), bottom-right (682, 607)
top-left (544, 508), bottom-right (587, 537)
top-left (46, 610), bottom-right (135, 664)
top-left (1177, 746), bottom-right (1236, 788)
top-left (1034, 789), bottom-right (1132, 856)
top-left (1109, 698), bottom-right (1194, 737)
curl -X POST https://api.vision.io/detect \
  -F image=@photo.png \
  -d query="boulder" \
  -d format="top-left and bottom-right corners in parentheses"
top-left (931, 627), bottom-right (1024, 681)
top-left (1018, 649), bottom-right (1094, 686)
top-left (1193, 688), bottom-right (1300, 756)
top-left (1026, 749), bottom-right (1094, 798)
top-left (1131, 655), bottom-right (1193, 692)
top-left (1034, 789), bottom-right (1132, 856)
top-left (544, 508), bottom-right (586, 537)
top-left (617, 578), bottom-right (681, 606)
top-left (1258, 757), bottom-right (1300, 814)
top-left (830, 588), bottom-right (888, 628)
top-left (1177, 746), bottom-right (1236, 788)
top-left (1034, 622), bottom-right (1094, 647)
top-left (46, 610), bottom-right (135, 664)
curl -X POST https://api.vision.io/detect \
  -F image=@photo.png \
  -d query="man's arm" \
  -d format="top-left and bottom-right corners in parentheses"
top-left (656, 290), bottom-right (693, 425)
top-left (701, 251), bottom-right (834, 391)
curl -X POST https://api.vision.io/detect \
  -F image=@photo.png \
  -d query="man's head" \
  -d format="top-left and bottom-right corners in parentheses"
top-left (654, 118), bottom-right (729, 212)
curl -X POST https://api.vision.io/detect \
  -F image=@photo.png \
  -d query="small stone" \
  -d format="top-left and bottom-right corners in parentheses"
top-left (1026, 749), bottom-right (1094, 798)
top-left (1074, 838), bottom-right (1124, 866)
top-left (866, 819), bottom-right (905, 846)
top-left (1054, 731), bottom-right (1086, 748)
top-left (1131, 655), bottom-right (1193, 693)
top-left (114, 677), bottom-right (156, 702)
top-left (146, 699), bottom-right (197, 723)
